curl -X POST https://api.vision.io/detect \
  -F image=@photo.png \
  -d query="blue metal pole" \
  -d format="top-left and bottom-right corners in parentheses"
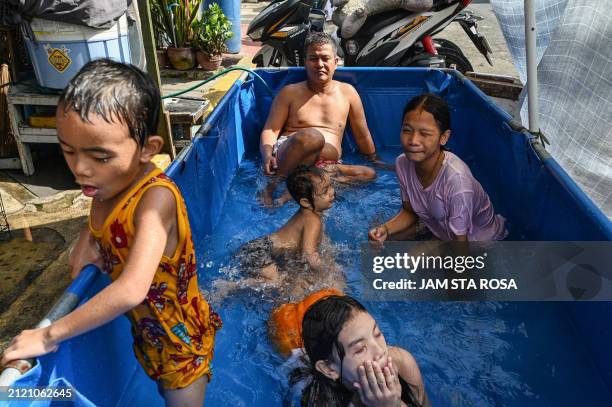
top-left (209, 0), bottom-right (241, 53)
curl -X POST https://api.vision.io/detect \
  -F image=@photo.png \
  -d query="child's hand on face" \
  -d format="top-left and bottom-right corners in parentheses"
top-left (354, 357), bottom-right (402, 407)
top-left (1, 327), bottom-right (58, 366)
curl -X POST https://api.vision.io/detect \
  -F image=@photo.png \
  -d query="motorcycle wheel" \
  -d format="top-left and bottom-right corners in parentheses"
top-left (434, 38), bottom-right (462, 54)
top-left (437, 45), bottom-right (474, 74)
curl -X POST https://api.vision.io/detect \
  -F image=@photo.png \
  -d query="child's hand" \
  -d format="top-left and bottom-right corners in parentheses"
top-left (354, 358), bottom-right (402, 407)
top-left (367, 154), bottom-right (395, 171)
top-left (368, 225), bottom-right (388, 242)
top-left (1, 327), bottom-right (58, 366)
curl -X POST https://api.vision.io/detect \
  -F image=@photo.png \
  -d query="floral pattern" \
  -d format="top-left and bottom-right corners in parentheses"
top-left (88, 167), bottom-right (220, 389)
top-left (110, 219), bottom-right (128, 248)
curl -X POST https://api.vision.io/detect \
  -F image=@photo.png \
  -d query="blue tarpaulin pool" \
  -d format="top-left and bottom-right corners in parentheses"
top-left (8, 68), bottom-right (612, 406)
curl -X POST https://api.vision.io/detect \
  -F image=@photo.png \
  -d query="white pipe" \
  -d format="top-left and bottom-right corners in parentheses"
top-left (525, 0), bottom-right (539, 133)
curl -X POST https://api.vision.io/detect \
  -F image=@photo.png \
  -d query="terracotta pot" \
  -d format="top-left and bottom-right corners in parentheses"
top-left (196, 51), bottom-right (222, 71)
top-left (167, 47), bottom-right (196, 70)
top-left (156, 48), bottom-right (170, 69)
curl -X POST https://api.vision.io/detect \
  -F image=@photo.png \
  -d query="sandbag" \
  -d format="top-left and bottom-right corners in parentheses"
top-left (2, 0), bottom-right (130, 29)
top-left (332, 0), bottom-right (433, 38)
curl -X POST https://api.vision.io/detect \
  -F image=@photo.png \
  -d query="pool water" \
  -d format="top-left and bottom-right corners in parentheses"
top-left (198, 150), bottom-right (611, 407)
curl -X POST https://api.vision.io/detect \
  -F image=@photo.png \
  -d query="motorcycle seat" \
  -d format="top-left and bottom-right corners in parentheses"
top-left (352, 9), bottom-right (413, 39)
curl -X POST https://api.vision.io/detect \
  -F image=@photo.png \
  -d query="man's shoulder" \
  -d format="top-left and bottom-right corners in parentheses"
top-left (336, 80), bottom-right (357, 94)
top-left (280, 81), bottom-right (307, 94)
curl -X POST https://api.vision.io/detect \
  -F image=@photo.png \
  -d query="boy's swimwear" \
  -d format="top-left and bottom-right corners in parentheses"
top-left (90, 167), bottom-right (222, 389)
top-left (396, 151), bottom-right (508, 241)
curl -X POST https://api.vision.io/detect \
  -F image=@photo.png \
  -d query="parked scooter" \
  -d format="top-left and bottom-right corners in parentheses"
top-left (246, 0), bottom-right (492, 72)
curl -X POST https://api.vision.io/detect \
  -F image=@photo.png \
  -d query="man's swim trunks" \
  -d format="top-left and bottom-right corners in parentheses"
top-left (89, 166), bottom-right (221, 389)
top-left (269, 288), bottom-right (343, 356)
top-left (314, 159), bottom-right (342, 169)
top-left (273, 135), bottom-right (290, 156)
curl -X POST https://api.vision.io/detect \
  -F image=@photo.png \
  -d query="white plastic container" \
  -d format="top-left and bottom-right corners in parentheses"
top-left (23, 14), bottom-right (132, 89)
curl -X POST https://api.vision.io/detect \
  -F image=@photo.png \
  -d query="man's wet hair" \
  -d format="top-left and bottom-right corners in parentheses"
top-left (286, 165), bottom-right (326, 209)
top-left (59, 58), bottom-right (160, 146)
top-left (304, 32), bottom-right (337, 55)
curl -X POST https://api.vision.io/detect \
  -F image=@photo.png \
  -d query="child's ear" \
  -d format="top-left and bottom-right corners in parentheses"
top-left (299, 197), bottom-right (312, 209)
top-left (315, 359), bottom-right (340, 381)
top-left (140, 135), bottom-right (164, 162)
top-left (440, 129), bottom-right (451, 146)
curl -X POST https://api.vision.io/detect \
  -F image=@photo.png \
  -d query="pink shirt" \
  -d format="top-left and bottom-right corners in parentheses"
top-left (395, 151), bottom-right (508, 241)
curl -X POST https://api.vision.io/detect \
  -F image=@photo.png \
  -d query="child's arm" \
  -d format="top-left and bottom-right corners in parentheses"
top-left (260, 87), bottom-right (291, 175)
top-left (68, 226), bottom-right (102, 279)
top-left (301, 216), bottom-right (323, 272)
top-left (1, 187), bottom-right (176, 365)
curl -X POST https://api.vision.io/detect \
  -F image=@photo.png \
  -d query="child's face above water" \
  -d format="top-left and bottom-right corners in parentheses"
top-left (333, 311), bottom-right (389, 386)
top-left (57, 107), bottom-right (153, 201)
top-left (312, 174), bottom-right (335, 212)
top-left (400, 109), bottom-right (450, 163)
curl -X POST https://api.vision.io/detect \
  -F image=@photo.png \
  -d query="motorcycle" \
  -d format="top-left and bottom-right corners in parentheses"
top-left (246, 0), bottom-right (492, 72)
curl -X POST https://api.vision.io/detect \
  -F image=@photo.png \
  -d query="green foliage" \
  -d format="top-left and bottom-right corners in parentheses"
top-left (150, 0), bottom-right (202, 48)
top-left (193, 3), bottom-right (233, 56)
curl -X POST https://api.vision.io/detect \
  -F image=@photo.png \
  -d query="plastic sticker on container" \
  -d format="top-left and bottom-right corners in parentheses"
top-left (44, 45), bottom-right (72, 73)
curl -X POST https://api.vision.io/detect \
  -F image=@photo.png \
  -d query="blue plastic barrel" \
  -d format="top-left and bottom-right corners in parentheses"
top-left (204, 0), bottom-right (241, 54)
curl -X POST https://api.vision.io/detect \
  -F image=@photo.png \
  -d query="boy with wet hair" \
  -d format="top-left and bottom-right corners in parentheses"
top-left (237, 165), bottom-right (337, 282)
top-left (1, 59), bottom-right (221, 406)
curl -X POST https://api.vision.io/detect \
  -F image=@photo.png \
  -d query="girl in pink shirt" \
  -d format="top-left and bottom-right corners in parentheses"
top-left (368, 93), bottom-right (507, 242)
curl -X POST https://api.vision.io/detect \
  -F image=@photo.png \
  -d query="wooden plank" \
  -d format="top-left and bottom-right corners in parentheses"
top-left (7, 82), bottom-right (60, 105)
top-left (7, 100), bottom-right (34, 175)
top-left (164, 98), bottom-right (210, 124)
top-left (7, 94), bottom-right (59, 105)
top-left (18, 126), bottom-right (57, 137)
top-left (465, 72), bottom-right (523, 101)
top-left (20, 135), bottom-right (59, 143)
top-left (136, 0), bottom-right (176, 159)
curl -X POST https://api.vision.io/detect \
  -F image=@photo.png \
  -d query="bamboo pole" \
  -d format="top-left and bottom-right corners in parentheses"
top-left (136, 0), bottom-right (176, 159)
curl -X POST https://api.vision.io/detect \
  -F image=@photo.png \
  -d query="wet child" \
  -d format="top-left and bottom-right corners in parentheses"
top-left (294, 294), bottom-right (430, 407)
top-left (213, 165), bottom-right (345, 357)
top-left (234, 165), bottom-right (339, 291)
top-left (1, 60), bottom-right (221, 406)
top-left (369, 93), bottom-right (507, 243)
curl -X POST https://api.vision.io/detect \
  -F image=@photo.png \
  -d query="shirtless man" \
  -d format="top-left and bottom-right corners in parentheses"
top-left (260, 32), bottom-right (383, 205)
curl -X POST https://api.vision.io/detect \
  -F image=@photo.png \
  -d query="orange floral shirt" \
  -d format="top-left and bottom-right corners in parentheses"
top-left (89, 167), bottom-right (221, 389)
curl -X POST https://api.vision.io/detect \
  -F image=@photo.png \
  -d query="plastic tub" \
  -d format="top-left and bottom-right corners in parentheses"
top-left (23, 14), bottom-right (131, 89)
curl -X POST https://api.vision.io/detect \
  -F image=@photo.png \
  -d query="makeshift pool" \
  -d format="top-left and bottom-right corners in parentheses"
top-left (8, 68), bottom-right (612, 406)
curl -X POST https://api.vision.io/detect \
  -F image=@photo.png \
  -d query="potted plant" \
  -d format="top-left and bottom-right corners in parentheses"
top-left (151, 0), bottom-right (202, 70)
top-left (193, 3), bottom-right (233, 71)
top-left (150, 1), bottom-right (170, 69)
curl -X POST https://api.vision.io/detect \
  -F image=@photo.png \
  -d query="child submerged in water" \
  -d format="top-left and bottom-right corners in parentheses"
top-left (228, 164), bottom-right (344, 299)
top-left (1, 60), bottom-right (221, 406)
top-left (369, 93), bottom-right (507, 243)
top-left (294, 294), bottom-right (430, 407)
